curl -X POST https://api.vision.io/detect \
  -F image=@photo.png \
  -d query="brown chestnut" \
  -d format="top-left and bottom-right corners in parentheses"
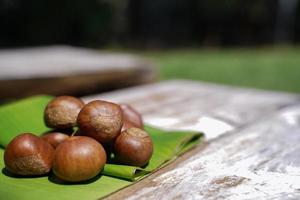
top-left (120, 104), bottom-right (144, 131)
top-left (4, 133), bottom-right (54, 176)
top-left (53, 136), bottom-right (106, 182)
top-left (44, 96), bottom-right (85, 129)
top-left (42, 132), bottom-right (69, 148)
top-left (114, 128), bottom-right (153, 167)
top-left (77, 100), bottom-right (123, 145)
top-left (121, 121), bottom-right (137, 132)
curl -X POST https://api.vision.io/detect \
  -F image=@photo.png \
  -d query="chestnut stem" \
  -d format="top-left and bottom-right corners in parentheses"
top-left (71, 130), bottom-right (77, 137)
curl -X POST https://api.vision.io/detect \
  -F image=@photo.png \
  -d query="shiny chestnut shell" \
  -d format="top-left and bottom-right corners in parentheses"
top-left (4, 133), bottom-right (54, 176)
top-left (114, 128), bottom-right (153, 167)
top-left (53, 136), bottom-right (106, 182)
top-left (42, 132), bottom-right (69, 148)
top-left (77, 100), bottom-right (123, 145)
top-left (44, 96), bottom-right (85, 129)
top-left (120, 104), bottom-right (144, 131)
top-left (122, 121), bottom-right (137, 132)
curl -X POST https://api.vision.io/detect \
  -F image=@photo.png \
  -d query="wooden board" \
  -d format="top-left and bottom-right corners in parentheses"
top-left (83, 80), bottom-right (300, 199)
top-left (0, 46), bottom-right (156, 99)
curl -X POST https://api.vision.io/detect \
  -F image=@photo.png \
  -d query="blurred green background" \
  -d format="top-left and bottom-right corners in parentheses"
top-left (1, 0), bottom-right (300, 93)
top-left (137, 47), bottom-right (300, 93)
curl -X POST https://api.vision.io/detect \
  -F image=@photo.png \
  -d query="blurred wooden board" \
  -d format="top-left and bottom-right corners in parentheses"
top-left (0, 46), bottom-right (156, 99)
top-left (83, 80), bottom-right (300, 199)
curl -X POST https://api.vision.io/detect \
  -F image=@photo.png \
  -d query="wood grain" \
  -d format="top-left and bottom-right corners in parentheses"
top-left (85, 80), bottom-right (298, 139)
top-left (83, 80), bottom-right (300, 199)
top-left (112, 106), bottom-right (300, 199)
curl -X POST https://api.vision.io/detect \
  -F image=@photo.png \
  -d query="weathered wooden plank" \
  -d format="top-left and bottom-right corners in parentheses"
top-left (0, 46), bottom-right (156, 99)
top-left (111, 105), bottom-right (300, 200)
top-left (84, 80), bottom-right (299, 139)
top-left (83, 80), bottom-right (300, 199)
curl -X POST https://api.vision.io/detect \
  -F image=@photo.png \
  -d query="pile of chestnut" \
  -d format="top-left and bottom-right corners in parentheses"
top-left (4, 96), bottom-right (153, 182)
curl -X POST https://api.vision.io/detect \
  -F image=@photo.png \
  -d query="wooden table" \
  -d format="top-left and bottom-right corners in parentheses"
top-left (0, 46), bottom-right (156, 100)
top-left (83, 80), bottom-right (300, 199)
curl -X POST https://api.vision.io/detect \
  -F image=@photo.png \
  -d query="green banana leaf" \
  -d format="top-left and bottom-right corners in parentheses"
top-left (0, 96), bottom-right (203, 200)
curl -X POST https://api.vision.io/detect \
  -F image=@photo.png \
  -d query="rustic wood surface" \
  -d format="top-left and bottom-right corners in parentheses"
top-left (0, 46), bottom-right (156, 99)
top-left (83, 80), bottom-right (300, 200)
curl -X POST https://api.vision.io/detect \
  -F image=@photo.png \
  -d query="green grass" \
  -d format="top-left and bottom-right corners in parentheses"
top-left (138, 47), bottom-right (300, 93)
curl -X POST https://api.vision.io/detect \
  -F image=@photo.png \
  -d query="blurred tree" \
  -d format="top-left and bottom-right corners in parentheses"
top-left (0, 0), bottom-right (113, 47)
top-left (0, 0), bottom-right (299, 48)
top-left (275, 0), bottom-right (298, 43)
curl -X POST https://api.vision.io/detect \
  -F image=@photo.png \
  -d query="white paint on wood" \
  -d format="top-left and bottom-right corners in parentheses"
top-left (126, 106), bottom-right (300, 199)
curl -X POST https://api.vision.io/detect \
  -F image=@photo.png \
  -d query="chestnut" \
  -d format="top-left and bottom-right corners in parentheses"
top-left (114, 128), bottom-right (153, 167)
top-left (53, 136), bottom-right (106, 182)
top-left (4, 133), bottom-right (54, 176)
top-left (42, 132), bottom-right (69, 148)
top-left (121, 121), bottom-right (136, 132)
top-left (120, 104), bottom-right (144, 131)
top-left (44, 96), bottom-right (85, 129)
top-left (77, 100), bottom-right (123, 145)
